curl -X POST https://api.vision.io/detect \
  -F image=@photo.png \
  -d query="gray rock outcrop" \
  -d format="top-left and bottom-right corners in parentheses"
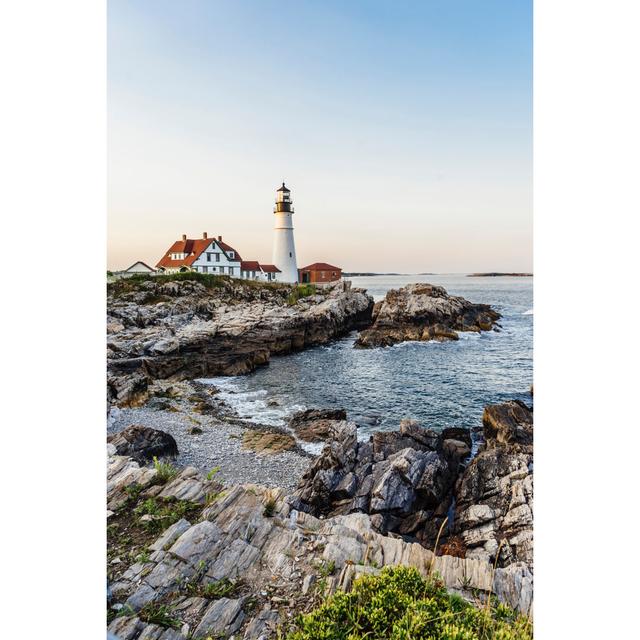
top-left (453, 400), bottom-right (533, 568)
top-left (107, 448), bottom-right (532, 640)
top-left (107, 278), bottom-right (373, 406)
top-left (355, 283), bottom-right (500, 348)
top-left (288, 419), bottom-right (469, 546)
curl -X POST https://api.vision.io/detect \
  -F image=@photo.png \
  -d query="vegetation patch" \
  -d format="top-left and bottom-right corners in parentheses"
top-left (153, 456), bottom-right (178, 484)
top-left (287, 284), bottom-right (317, 305)
top-left (107, 489), bottom-right (206, 584)
top-left (285, 565), bottom-right (532, 640)
top-left (138, 602), bottom-right (181, 629)
top-left (134, 496), bottom-right (202, 533)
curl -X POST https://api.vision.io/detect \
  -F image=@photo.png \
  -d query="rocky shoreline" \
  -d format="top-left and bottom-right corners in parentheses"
top-left (107, 276), bottom-right (374, 407)
top-left (107, 402), bottom-right (532, 639)
top-left (355, 283), bottom-right (501, 348)
top-left (106, 275), bottom-right (531, 638)
top-left (108, 379), bottom-right (312, 491)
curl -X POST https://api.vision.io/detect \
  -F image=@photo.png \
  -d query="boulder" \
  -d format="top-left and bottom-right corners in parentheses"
top-left (355, 283), bottom-right (500, 348)
top-left (107, 425), bottom-right (178, 464)
top-left (482, 400), bottom-right (533, 448)
top-left (287, 408), bottom-right (348, 442)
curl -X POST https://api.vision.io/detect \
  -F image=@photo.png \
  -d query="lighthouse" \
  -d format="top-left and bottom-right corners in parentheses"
top-left (272, 182), bottom-right (298, 283)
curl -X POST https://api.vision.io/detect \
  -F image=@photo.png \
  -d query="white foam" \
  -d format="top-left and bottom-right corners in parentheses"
top-left (523, 309), bottom-right (533, 315)
top-left (197, 377), bottom-right (306, 428)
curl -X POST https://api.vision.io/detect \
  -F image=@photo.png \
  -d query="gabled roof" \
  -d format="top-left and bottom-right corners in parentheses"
top-left (300, 262), bottom-right (341, 271)
top-left (241, 260), bottom-right (260, 271)
top-left (277, 182), bottom-right (290, 192)
top-left (156, 237), bottom-right (241, 269)
top-left (260, 264), bottom-right (281, 273)
top-left (125, 261), bottom-right (156, 272)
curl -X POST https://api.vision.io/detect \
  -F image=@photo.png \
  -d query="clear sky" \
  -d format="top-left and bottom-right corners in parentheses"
top-left (108, 0), bottom-right (532, 272)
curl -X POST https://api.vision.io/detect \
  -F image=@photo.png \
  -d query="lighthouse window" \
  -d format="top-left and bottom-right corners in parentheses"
top-left (289, 252), bottom-right (292, 257)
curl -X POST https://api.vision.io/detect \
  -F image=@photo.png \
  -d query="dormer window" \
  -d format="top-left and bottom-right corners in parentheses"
top-left (228, 251), bottom-right (235, 258)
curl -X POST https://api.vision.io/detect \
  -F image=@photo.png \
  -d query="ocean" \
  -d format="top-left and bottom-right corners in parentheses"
top-left (199, 274), bottom-right (532, 444)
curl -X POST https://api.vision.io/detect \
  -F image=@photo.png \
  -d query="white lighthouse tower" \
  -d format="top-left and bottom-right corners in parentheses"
top-left (272, 182), bottom-right (298, 283)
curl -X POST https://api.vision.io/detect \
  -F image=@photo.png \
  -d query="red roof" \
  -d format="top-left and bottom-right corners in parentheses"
top-left (300, 262), bottom-right (341, 272)
top-left (260, 264), bottom-right (281, 273)
top-left (156, 237), bottom-right (242, 269)
top-left (241, 261), bottom-right (260, 271)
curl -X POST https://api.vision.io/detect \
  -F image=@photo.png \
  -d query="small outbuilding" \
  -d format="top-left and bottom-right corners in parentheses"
top-left (124, 261), bottom-right (156, 274)
top-left (298, 262), bottom-right (342, 284)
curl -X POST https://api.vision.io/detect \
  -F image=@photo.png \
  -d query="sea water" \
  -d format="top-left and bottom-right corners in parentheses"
top-left (199, 274), bottom-right (532, 438)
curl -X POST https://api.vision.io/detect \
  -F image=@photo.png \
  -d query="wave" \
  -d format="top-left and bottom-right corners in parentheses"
top-left (197, 377), bottom-right (305, 427)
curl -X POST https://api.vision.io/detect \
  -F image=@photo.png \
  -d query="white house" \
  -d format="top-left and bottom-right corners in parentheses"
top-left (123, 261), bottom-right (156, 274)
top-left (156, 232), bottom-right (281, 281)
top-left (155, 184), bottom-right (307, 283)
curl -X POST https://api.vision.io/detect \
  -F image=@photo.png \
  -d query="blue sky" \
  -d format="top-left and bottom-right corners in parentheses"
top-left (108, 0), bottom-right (532, 271)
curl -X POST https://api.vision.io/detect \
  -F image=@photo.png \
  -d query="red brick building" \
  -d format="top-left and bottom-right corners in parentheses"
top-left (298, 262), bottom-right (342, 284)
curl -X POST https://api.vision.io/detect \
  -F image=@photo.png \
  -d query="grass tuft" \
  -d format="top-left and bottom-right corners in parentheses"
top-left (153, 456), bottom-right (178, 484)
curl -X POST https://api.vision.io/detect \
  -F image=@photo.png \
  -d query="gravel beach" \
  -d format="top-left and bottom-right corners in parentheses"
top-left (107, 383), bottom-right (312, 491)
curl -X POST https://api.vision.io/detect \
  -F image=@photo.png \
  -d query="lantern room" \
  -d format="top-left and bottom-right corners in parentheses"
top-left (274, 182), bottom-right (293, 213)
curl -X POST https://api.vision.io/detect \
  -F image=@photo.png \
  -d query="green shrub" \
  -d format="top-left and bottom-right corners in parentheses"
top-left (286, 566), bottom-right (532, 640)
top-left (287, 284), bottom-right (317, 305)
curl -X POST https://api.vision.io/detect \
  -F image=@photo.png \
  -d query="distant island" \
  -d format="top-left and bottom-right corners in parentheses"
top-left (342, 272), bottom-right (406, 277)
top-left (467, 272), bottom-right (533, 277)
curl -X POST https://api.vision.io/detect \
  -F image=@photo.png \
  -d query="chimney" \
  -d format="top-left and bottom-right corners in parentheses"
top-left (218, 235), bottom-right (222, 241)
top-left (203, 232), bottom-right (208, 239)
top-left (182, 234), bottom-right (187, 241)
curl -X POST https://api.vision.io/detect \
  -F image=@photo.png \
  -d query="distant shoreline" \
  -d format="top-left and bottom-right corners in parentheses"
top-left (343, 272), bottom-right (531, 278)
top-left (467, 273), bottom-right (533, 278)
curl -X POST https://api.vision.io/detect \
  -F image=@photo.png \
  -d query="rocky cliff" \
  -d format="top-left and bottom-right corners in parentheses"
top-left (107, 441), bottom-right (532, 640)
top-left (355, 283), bottom-right (501, 348)
top-left (107, 275), bottom-right (373, 407)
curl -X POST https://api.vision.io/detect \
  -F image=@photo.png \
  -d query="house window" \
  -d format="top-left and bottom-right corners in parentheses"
top-left (207, 253), bottom-right (212, 262)
top-left (228, 251), bottom-right (235, 258)
top-left (211, 266), bottom-right (216, 272)
top-left (219, 266), bottom-right (225, 274)
top-left (203, 266), bottom-right (208, 273)
top-left (215, 253), bottom-right (220, 262)
top-left (229, 267), bottom-right (234, 276)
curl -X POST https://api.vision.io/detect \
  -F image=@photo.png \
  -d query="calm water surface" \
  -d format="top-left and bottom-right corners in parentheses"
top-left (201, 275), bottom-right (532, 441)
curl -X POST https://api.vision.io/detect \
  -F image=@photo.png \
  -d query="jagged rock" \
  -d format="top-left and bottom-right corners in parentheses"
top-left (107, 279), bottom-right (374, 406)
top-left (289, 420), bottom-right (465, 546)
top-left (355, 283), bottom-right (500, 348)
top-left (454, 401), bottom-right (533, 569)
top-left (107, 445), bottom-right (532, 640)
top-left (287, 408), bottom-right (348, 442)
top-left (107, 425), bottom-right (178, 464)
top-left (483, 400), bottom-right (533, 448)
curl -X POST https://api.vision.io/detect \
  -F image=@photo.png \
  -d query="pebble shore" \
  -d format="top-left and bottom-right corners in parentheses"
top-left (107, 388), bottom-right (311, 491)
